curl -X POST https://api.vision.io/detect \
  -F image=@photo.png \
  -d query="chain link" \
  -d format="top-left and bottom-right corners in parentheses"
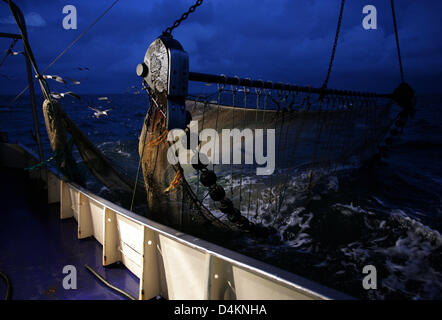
top-left (162, 0), bottom-right (204, 36)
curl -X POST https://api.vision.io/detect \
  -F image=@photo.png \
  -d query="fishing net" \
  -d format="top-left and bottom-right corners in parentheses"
top-left (138, 84), bottom-right (401, 236)
top-left (42, 99), bottom-right (146, 206)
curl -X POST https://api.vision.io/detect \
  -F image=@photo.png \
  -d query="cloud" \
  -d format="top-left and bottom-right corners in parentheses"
top-left (0, 12), bottom-right (46, 27)
top-left (0, 0), bottom-right (440, 94)
top-left (25, 12), bottom-right (47, 27)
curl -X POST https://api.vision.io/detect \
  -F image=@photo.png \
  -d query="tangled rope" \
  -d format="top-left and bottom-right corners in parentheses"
top-left (147, 130), bottom-right (169, 147)
top-left (24, 137), bottom-right (74, 171)
top-left (164, 170), bottom-right (183, 193)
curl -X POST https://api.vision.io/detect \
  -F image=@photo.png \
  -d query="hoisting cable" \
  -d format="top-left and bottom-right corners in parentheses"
top-left (84, 264), bottom-right (136, 300)
top-left (390, 0), bottom-right (405, 83)
top-left (162, 0), bottom-right (204, 37)
top-left (8, 0), bottom-right (121, 105)
top-left (130, 83), bottom-right (153, 211)
top-left (322, 0), bottom-right (345, 89)
top-left (6, 0), bottom-right (51, 100)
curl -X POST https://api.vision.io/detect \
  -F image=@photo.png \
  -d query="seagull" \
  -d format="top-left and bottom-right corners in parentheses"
top-left (50, 91), bottom-right (81, 100)
top-left (67, 78), bottom-right (81, 85)
top-left (42, 75), bottom-right (66, 84)
top-left (98, 96), bottom-right (112, 103)
top-left (9, 50), bottom-right (23, 56)
top-left (88, 106), bottom-right (111, 119)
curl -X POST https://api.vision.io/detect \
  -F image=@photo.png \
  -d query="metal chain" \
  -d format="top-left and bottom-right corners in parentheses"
top-left (322, 0), bottom-right (345, 89)
top-left (162, 0), bottom-right (204, 36)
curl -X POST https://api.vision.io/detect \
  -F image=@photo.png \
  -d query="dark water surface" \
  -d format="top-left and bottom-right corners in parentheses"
top-left (1, 93), bottom-right (440, 299)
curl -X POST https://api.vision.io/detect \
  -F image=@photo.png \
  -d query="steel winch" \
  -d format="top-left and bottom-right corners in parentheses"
top-left (136, 36), bottom-right (189, 130)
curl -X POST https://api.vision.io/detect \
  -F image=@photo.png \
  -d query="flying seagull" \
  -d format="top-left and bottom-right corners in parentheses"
top-left (9, 50), bottom-right (24, 56)
top-left (66, 78), bottom-right (81, 85)
top-left (88, 106), bottom-right (111, 119)
top-left (50, 91), bottom-right (81, 100)
top-left (98, 96), bottom-right (112, 103)
top-left (42, 75), bottom-right (67, 84)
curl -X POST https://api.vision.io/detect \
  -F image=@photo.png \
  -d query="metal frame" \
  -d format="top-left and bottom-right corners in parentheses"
top-left (138, 36), bottom-right (188, 130)
top-left (188, 72), bottom-right (392, 99)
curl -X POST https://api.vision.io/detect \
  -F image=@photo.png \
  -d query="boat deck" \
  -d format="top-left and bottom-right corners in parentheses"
top-left (0, 167), bottom-right (139, 300)
top-left (0, 142), bottom-right (352, 300)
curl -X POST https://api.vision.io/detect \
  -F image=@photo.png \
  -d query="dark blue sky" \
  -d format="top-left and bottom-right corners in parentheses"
top-left (0, 0), bottom-right (441, 95)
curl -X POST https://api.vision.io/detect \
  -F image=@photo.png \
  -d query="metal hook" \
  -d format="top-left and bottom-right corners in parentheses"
top-left (218, 74), bottom-right (226, 92)
top-left (255, 79), bottom-right (264, 95)
top-left (244, 77), bottom-right (251, 95)
top-left (231, 75), bottom-right (240, 92)
top-left (264, 81), bottom-right (273, 97)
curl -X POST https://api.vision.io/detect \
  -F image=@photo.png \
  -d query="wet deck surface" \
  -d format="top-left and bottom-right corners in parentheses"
top-left (0, 167), bottom-right (139, 300)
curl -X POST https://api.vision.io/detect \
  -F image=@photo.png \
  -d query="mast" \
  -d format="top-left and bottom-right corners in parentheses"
top-left (2, 1), bottom-right (45, 164)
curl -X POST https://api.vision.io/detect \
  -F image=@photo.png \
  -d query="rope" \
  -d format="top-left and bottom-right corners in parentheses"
top-left (213, 78), bottom-right (225, 172)
top-left (164, 170), bottom-right (182, 193)
top-left (390, 0), bottom-right (405, 83)
top-left (238, 86), bottom-right (249, 207)
top-left (130, 91), bottom-right (151, 211)
top-left (322, 0), bottom-right (345, 89)
top-left (9, 0), bottom-right (121, 105)
top-left (147, 129), bottom-right (169, 147)
top-left (24, 153), bottom-right (58, 171)
top-left (84, 264), bottom-right (136, 300)
top-left (24, 137), bottom-right (74, 171)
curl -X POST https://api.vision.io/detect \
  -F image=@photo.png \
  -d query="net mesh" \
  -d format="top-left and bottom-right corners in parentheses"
top-left (138, 84), bottom-right (399, 236)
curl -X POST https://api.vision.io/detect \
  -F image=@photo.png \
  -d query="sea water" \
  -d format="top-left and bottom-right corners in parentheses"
top-left (1, 93), bottom-right (440, 299)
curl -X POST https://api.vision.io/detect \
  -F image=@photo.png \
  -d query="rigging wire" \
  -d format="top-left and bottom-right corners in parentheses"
top-left (390, 0), bottom-right (405, 83)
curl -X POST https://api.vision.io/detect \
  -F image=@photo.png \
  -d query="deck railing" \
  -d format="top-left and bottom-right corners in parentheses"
top-left (1, 142), bottom-right (352, 300)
